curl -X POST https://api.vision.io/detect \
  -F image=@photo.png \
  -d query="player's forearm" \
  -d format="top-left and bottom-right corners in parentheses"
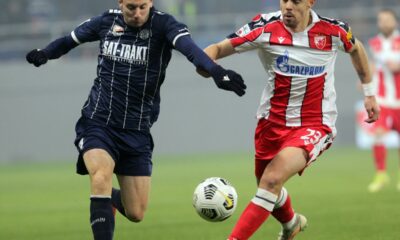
top-left (42, 35), bottom-right (79, 60)
top-left (204, 39), bottom-right (236, 61)
top-left (350, 39), bottom-right (372, 84)
top-left (174, 35), bottom-right (217, 73)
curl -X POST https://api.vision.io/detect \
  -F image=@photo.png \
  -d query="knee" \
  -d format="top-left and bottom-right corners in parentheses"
top-left (91, 171), bottom-right (113, 192)
top-left (124, 203), bottom-right (147, 223)
top-left (259, 172), bottom-right (285, 193)
top-left (125, 209), bottom-right (146, 223)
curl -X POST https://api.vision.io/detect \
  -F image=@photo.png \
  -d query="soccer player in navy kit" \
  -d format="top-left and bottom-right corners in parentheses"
top-left (26, 0), bottom-right (246, 239)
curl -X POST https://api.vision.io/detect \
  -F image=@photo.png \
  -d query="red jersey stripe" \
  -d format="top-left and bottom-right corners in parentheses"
top-left (378, 71), bottom-right (386, 97)
top-left (394, 73), bottom-right (400, 99)
top-left (301, 74), bottom-right (326, 125)
top-left (268, 73), bottom-right (292, 125)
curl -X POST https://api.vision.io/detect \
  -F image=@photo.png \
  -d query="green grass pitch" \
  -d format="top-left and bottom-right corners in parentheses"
top-left (1, 147), bottom-right (399, 239)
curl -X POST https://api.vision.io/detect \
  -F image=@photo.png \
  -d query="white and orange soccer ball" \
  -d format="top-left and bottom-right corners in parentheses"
top-left (192, 177), bottom-right (238, 222)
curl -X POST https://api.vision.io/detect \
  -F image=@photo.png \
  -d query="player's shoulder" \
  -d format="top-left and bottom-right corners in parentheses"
top-left (106, 9), bottom-right (122, 15)
top-left (241, 11), bottom-right (281, 33)
top-left (368, 35), bottom-right (381, 45)
top-left (152, 8), bottom-right (177, 22)
top-left (99, 9), bottom-right (122, 19)
top-left (394, 30), bottom-right (400, 41)
top-left (317, 14), bottom-right (351, 32)
top-left (251, 11), bottom-right (281, 27)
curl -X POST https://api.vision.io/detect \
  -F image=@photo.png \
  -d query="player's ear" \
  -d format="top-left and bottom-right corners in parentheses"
top-left (148, 0), bottom-right (153, 8)
top-left (308, 0), bottom-right (316, 7)
top-left (118, 0), bottom-right (123, 9)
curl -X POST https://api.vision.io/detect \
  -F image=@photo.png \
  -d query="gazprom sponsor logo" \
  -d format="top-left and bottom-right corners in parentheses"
top-left (102, 40), bottom-right (148, 65)
top-left (276, 50), bottom-right (325, 76)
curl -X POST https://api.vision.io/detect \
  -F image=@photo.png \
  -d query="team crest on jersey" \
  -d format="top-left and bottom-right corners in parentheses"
top-left (314, 35), bottom-right (327, 50)
top-left (112, 24), bottom-right (124, 36)
top-left (139, 29), bottom-right (151, 40)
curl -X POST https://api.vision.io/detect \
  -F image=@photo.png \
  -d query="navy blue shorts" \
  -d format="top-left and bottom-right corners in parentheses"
top-left (74, 116), bottom-right (154, 176)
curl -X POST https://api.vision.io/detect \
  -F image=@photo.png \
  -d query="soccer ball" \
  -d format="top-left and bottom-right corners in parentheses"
top-left (192, 177), bottom-right (238, 222)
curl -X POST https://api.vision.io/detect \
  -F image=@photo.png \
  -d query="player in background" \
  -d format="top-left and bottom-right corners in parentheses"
top-left (199, 0), bottom-right (379, 239)
top-left (26, 0), bottom-right (246, 239)
top-left (367, 9), bottom-right (400, 193)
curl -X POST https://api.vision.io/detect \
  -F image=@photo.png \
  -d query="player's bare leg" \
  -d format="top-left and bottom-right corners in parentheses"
top-left (259, 147), bottom-right (308, 240)
top-left (83, 149), bottom-right (115, 240)
top-left (228, 147), bottom-right (308, 240)
top-left (114, 175), bottom-right (151, 222)
top-left (369, 127), bottom-right (390, 193)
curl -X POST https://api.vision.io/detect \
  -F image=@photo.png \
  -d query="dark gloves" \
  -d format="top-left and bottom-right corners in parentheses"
top-left (210, 65), bottom-right (247, 96)
top-left (26, 49), bottom-right (48, 67)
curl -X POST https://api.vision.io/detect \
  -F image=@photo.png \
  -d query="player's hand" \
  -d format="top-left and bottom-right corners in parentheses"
top-left (26, 49), bottom-right (48, 67)
top-left (364, 96), bottom-right (380, 123)
top-left (210, 65), bottom-right (247, 96)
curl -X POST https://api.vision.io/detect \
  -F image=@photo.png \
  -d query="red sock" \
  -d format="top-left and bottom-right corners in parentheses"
top-left (373, 144), bottom-right (386, 171)
top-left (228, 202), bottom-right (271, 240)
top-left (272, 195), bottom-right (295, 224)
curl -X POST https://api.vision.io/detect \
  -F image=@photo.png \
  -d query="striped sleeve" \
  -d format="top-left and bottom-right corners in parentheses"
top-left (336, 21), bottom-right (356, 52)
top-left (227, 12), bottom-right (280, 53)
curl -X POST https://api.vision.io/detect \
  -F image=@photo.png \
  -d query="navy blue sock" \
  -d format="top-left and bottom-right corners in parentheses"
top-left (111, 188), bottom-right (127, 217)
top-left (90, 197), bottom-right (115, 240)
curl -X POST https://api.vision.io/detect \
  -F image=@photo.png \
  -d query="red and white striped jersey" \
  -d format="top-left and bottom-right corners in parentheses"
top-left (228, 10), bottom-right (355, 131)
top-left (368, 30), bottom-right (400, 108)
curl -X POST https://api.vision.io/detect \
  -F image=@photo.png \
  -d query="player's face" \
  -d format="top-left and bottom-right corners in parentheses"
top-left (119, 0), bottom-right (153, 28)
top-left (377, 11), bottom-right (397, 37)
top-left (280, 0), bottom-right (315, 31)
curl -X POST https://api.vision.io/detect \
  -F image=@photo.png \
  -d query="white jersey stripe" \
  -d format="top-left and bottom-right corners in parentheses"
top-left (138, 14), bottom-right (156, 130)
top-left (369, 30), bottom-right (400, 108)
top-left (122, 29), bottom-right (139, 129)
top-left (106, 18), bottom-right (124, 125)
top-left (286, 76), bottom-right (307, 126)
top-left (90, 17), bottom-right (120, 119)
top-left (152, 43), bottom-right (166, 100)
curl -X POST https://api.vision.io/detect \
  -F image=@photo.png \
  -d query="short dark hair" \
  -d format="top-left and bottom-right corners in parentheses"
top-left (379, 9), bottom-right (398, 21)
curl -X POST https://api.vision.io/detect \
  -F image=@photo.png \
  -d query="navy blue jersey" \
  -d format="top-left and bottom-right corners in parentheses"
top-left (71, 8), bottom-right (190, 131)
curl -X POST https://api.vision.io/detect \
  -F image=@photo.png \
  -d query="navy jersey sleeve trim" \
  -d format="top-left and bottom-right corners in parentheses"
top-left (172, 32), bottom-right (191, 46)
top-left (158, 11), bottom-right (191, 47)
top-left (42, 35), bottom-right (79, 60)
top-left (71, 31), bottom-right (81, 44)
top-left (72, 14), bottom-right (104, 44)
top-left (174, 35), bottom-right (216, 73)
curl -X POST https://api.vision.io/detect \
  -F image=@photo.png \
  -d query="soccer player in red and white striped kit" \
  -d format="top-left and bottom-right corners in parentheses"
top-left (367, 9), bottom-right (400, 193)
top-left (199, 0), bottom-right (380, 239)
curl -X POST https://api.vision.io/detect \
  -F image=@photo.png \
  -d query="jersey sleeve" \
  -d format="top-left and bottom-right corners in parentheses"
top-left (227, 13), bottom-right (274, 53)
top-left (336, 21), bottom-right (356, 53)
top-left (71, 14), bottom-right (103, 44)
top-left (161, 13), bottom-right (190, 47)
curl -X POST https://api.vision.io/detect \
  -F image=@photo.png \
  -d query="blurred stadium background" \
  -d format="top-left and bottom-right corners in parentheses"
top-left (1, 0), bottom-right (400, 162)
top-left (1, 1), bottom-right (400, 239)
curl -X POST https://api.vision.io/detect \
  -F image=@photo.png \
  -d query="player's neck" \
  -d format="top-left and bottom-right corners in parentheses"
top-left (290, 12), bottom-right (313, 33)
top-left (382, 29), bottom-right (395, 39)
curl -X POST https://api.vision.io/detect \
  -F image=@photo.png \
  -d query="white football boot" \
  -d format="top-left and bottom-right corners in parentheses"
top-left (277, 214), bottom-right (307, 240)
